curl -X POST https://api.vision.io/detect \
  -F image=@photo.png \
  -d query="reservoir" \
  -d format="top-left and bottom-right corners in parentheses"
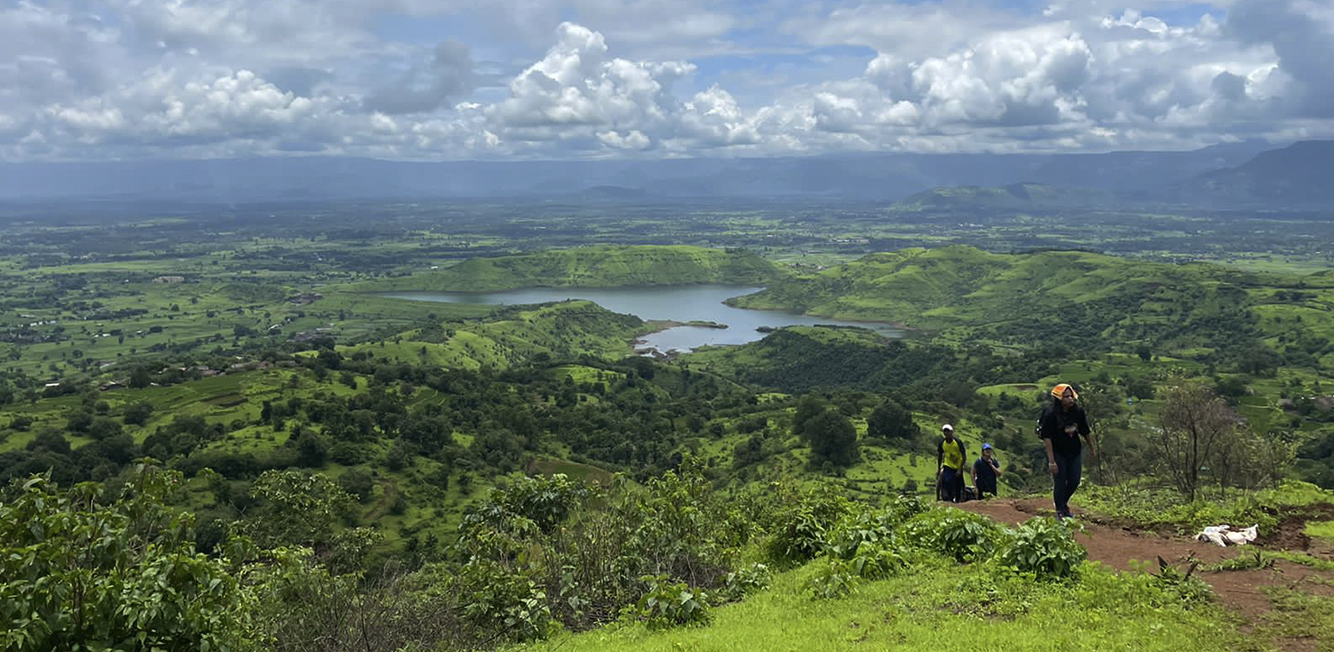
top-left (382, 285), bottom-right (904, 353)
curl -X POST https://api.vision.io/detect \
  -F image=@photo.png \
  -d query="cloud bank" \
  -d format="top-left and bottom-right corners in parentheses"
top-left (2, 0), bottom-right (1332, 160)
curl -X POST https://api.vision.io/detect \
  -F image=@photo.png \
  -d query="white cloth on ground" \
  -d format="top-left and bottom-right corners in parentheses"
top-left (1195, 524), bottom-right (1259, 547)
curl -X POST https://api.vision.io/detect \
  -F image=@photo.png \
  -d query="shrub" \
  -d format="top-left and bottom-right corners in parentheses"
top-left (458, 559), bottom-right (554, 642)
top-left (716, 563), bottom-right (771, 603)
top-left (0, 466), bottom-right (253, 651)
top-left (635, 575), bottom-right (710, 629)
top-left (763, 483), bottom-right (852, 565)
top-left (903, 508), bottom-right (1005, 563)
top-left (996, 517), bottom-right (1087, 579)
top-left (803, 559), bottom-right (860, 600)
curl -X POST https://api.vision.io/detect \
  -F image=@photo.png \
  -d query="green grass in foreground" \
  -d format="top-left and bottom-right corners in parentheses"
top-left (515, 559), bottom-right (1246, 652)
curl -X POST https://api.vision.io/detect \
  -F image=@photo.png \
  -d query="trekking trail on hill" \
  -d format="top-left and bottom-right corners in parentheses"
top-left (957, 498), bottom-right (1334, 652)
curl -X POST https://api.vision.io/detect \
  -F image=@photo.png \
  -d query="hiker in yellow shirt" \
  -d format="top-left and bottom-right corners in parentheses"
top-left (935, 424), bottom-right (967, 502)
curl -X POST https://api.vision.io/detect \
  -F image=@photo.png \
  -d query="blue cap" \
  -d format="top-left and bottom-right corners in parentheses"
top-left (981, 443), bottom-right (993, 450)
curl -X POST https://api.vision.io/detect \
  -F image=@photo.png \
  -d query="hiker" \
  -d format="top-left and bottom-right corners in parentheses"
top-left (935, 424), bottom-right (967, 503)
top-left (972, 443), bottom-right (1001, 499)
top-left (1039, 383), bottom-right (1095, 519)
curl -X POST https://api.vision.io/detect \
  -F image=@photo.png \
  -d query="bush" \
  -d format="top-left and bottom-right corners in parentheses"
top-left (902, 508), bottom-right (1005, 563)
top-left (716, 563), bottom-right (771, 603)
top-left (338, 467), bottom-right (375, 503)
top-left (763, 484), bottom-right (852, 565)
top-left (0, 465), bottom-right (253, 651)
top-left (803, 559), bottom-right (860, 600)
top-left (634, 575), bottom-right (710, 629)
top-left (457, 560), bottom-right (554, 642)
top-left (996, 517), bottom-right (1087, 579)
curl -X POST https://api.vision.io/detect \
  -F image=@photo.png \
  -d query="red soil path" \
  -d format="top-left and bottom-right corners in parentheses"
top-left (955, 497), bottom-right (1334, 650)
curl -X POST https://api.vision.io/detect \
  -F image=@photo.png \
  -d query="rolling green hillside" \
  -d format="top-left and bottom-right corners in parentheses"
top-left (361, 245), bottom-right (783, 292)
top-left (335, 300), bottom-right (648, 369)
top-left (728, 245), bottom-right (1330, 359)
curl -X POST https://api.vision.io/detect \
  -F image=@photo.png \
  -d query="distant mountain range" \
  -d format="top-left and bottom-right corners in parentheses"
top-left (1, 139), bottom-right (1330, 210)
top-left (1167, 140), bottom-right (1334, 209)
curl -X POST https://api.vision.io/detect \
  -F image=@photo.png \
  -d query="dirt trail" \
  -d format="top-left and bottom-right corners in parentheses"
top-left (955, 498), bottom-right (1334, 630)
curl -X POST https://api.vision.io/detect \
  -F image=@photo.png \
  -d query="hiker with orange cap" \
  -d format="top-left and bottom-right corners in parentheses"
top-left (1039, 383), bottom-right (1094, 519)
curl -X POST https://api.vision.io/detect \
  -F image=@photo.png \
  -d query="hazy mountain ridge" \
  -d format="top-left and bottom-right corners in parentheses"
top-left (0, 140), bottom-right (1286, 204)
top-left (1168, 140), bottom-right (1334, 207)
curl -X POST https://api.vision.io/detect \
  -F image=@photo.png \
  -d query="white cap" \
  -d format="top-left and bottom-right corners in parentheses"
top-left (941, 424), bottom-right (954, 432)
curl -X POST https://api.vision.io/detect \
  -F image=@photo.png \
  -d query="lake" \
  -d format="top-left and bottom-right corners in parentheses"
top-left (381, 285), bottom-right (904, 353)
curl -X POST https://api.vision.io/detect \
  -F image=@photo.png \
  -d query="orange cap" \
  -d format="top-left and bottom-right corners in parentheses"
top-left (1051, 383), bottom-right (1078, 400)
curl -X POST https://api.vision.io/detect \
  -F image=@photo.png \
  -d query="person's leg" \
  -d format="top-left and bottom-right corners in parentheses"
top-left (1064, 451), bottom-right (1083, 515)
top-left (942, 467), bottom-right (959, 502)
top-left (980, 480), bottom-right (997, 499)
top-left (1053, 451), bottom-right (1084, 516)
top-left (1052, 455), bottom-right (1066, 514)
top-left (1053, 453), bottom-right (1072, 515)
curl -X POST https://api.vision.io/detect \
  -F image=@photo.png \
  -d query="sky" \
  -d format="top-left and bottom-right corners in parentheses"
top-left (2, 0), bottom-right (1332, 161)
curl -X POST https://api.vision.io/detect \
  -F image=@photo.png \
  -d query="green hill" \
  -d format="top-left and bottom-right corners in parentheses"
top-left (728, 245), bottom-right (1329, 359)
top-left (362, 245), bottom-right (783, 292)
top-left (336, 300), bottom-right (648, 369)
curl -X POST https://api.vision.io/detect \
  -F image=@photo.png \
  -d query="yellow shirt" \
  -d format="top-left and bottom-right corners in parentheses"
top-left (941, 437), bottom-right (965, 470)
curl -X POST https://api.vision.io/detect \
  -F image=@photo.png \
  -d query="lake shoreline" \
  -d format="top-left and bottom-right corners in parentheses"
top-left (377, 285), bottom-right (906, 352)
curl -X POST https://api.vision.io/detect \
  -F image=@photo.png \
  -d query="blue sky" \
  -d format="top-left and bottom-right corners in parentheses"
top-left (1, 0), bottom-right (1331, 161)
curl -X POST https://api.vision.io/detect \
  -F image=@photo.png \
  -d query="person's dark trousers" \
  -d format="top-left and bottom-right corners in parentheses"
top-left (1052, 451), bottom-right (1083, 515)
top-left (977, 481), bottom-right (997, 498)
top-left (940, 467), bottom-right (962, 502)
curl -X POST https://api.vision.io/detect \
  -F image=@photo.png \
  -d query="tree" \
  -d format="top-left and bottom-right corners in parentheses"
top-left (128, 366), bottom-right (152, 389)
top-left (801, 409), bottom-right (859, 470)
top-left (0, 465), bottom-right (254, 651)
top-left (65, 409), bottom-right (94, 433)
top-left (239, 469), bottom-right (356, 550)
top-left (866, 398), bottom-right (917, 442)
top-left (123, 401), bottom-right (155, 426)
top-left (87, 416), bottom-right (124, 441)
top-left (293, 429), bottom-right (328, 467)
top-left (339, 467), bottom-right (376, 503)
top-left (791, 395), bottom-right (826, 436)
top-left (1155, 383), bottom-right (1241, 501)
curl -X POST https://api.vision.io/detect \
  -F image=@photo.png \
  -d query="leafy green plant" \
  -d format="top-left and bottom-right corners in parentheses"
top-left (716, 563), bottom-right (772, 603)
top-left (458, 559), bottom-right (555, 642)
top-left (0, 464), bottom-right (254, 652)
top-left (462, 473), bottom-right (590, 537)
top-left (1209, 549), bottom-right (1274, 571)
top-left (996, 517), bottom-right (1087, 579)
top-left (847, 543), bottom-right (907, 580)
top-left (803, 559), bottom-right (860, 600)
top-left (763, 483), bottom-right (852, 565)
top-left (1144, 556), bottom-right (1214, 606)
top-left (634, 575), bottom-right (710, 629)
top-left (902, 508), bottom-right (1005, 563)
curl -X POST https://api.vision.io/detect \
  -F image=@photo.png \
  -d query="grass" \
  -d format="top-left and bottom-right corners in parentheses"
top-left (1256, 586), bottom-right (1334, 652)
top-left (1077, 481), bottom-right (1334, 535)
top-left (513, 558), bottom-right (1247, 652)
top-left (1305, 520), bottom-right (1334, 541)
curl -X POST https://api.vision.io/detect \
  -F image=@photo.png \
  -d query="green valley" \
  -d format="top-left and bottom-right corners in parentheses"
top-left (3, 200), bottom-right (1334, 652)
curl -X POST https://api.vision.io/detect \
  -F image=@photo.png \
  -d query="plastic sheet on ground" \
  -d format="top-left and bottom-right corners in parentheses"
top-left (1195, 524), bottom-right (1259, 547)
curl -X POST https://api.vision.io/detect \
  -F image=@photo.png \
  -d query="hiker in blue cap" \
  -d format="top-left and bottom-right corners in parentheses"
top-left (971, 442), bottom-right (1001, 499)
